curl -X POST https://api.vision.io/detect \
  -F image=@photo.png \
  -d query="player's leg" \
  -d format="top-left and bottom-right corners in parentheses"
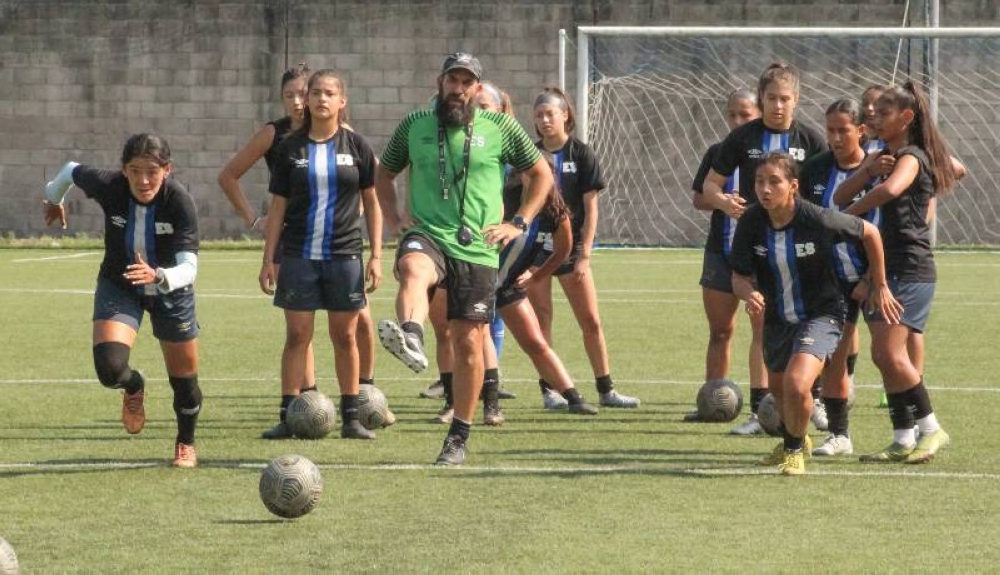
top-left (525, 269), bottom-right (564, 406)
top-left (481, 334), bottom-right (504, 426)
top-left (92, 279), bottom-right (145, 434)
top-left (328, 310), bottom-right (373, 439)
top-left (813, 322), bottom-right (856, 456)
top-left (776, 352), bottom-right (825, 475)
top-left (380, 236), bottom-right (443, 373)
top-left (420, 289), bottom-right (451, 404)
top-left (738, 309), bottom-right (770, 434)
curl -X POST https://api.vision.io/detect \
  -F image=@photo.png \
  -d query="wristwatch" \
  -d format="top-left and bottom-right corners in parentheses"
top-left (510, 215), bottom-right (529, 231)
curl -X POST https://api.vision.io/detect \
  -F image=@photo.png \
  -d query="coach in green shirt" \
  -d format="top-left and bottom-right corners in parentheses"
top-left (376, 53), bottom-right (552, 465)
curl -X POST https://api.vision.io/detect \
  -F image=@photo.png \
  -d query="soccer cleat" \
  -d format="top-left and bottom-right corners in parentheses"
top-left (682, 411), bottom-right (703, 422)
top-left (779, 450), bottom-right (806, 476)
top-left (434, 435), bottom-right (467, 466)
top-left (498, 387), bottom-right (517, 400)
top-left (171, 442), bottom-right (198, 469)
top-left (261, 421), bottom-right (294, 440)
top-left (483, 402), bottom-right (505, 426)
top-left (731, 413), bottom-right (764, 435)
top-left (378, 319), bottom-right (428, 373)
top-left (812, 434), bottom-right (854, 456)
top-left (567, 401), bottom-right (599, 415)
top-left (542, 389), bottom-right (569, 410)
top-left (858, 442), bottom-right (915, 463)
top-left (433, 404), bottom-right (454, 424)
top-left (121, 388), bottom-right (146, 435)
top-left (759, 436), bottom-right (813, 465)
top-left (599, 390), bottom-right (640, 408)
top-left (341, 419), bottom-right (376, 440)
top-left (811, 399), bottom-right (829, 431)
top-left (419, 380), bottom-right (444, 400)
top-left (905, 428), bottom-right (950, 464)
top-left (878, 391), bottom-right (889, 408)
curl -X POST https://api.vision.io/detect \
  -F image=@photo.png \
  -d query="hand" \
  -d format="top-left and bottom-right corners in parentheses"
top-left (483, 222), bottom-right (521, 247)
top-left (513, 269), bottom-right (534, 288)
top-left (868, 282), bottom-right (903, 325)
top-left (124, 253), bottom-right (158, 286)
top-left (850, 280), bottom-right (870, 302)
top-left (743, 290), bottom-right (765, 318)
top-left (43, 201), bottom-right (67, 229)
top-left (365, 257), bottom-right (382, 293)
top-left (250, 214), bottom-right (268, 234)
top-left (571, 254), bottom-right (591, 282)
top-left (723, 194), bottom-right (747, 219)
top-left (868, 153), bottom-right (896, 178)
top-left (259, 261), bottom-right (277, 296)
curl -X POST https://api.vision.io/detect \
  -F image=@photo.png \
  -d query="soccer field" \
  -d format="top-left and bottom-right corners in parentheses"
top-left (2, 247), bottom-right (999, 573)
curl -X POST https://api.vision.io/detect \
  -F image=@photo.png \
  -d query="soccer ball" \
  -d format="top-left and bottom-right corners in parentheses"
top-left (357, 385), bottom-right (390, 430)
top-left (757, 393), bottom-right (782, 437)
top-left (286, 391), bottom-right (336, 439)
top-left (695, 379), bottom-right (743, 422)
top-left (0, 537), bottom-right (18, 575)
top-left (258, 454), bottom-right (324, 519)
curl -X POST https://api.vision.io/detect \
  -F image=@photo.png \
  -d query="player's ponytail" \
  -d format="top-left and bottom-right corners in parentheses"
top-left (281, 62), bottom-right (310, 90)
top-left (882, 82), bottom-right (955, 194)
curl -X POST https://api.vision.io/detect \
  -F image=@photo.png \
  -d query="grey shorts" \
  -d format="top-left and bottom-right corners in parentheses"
top-left (274, 255), bottom-right (367, 312)
top-left (864, 279), bottom-right (934, 333)
top-left (699, 250), bottom-right (733, 293)
top-left (93, 277), bottom-right (199, 342)
top-left (842, 280), bottom-right (861, 325)
top-left (764, 316), bottom-right (843, 373)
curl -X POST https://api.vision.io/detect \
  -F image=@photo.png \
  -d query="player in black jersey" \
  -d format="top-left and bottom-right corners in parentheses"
top-left (690, 88), bottom-right (769, 433)
top-left (839, 82), bottom-right (957, 464)
top-left (799, 98), bottom-right (880, 456)
top-left (526, 87), bottom-right (640, 409)
top-left (260, 70), bottom-right (383, 440)
top-left (729, 152), bottom-right (900, 475)
top-left (44, 134), bottom-right (204, 468)
top-left (219, 65), bottom-right (390, 438)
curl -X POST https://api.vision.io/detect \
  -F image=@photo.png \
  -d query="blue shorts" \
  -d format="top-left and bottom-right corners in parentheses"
top-left (93, 277), bottom-right (199, 342)
top-left (865, 279), bottom-right (934, 333)
top-left (274, 255), bottom-right (367, 312)
top-left (764, 316), bottom-right (843, 373)
top-left (699, 249), bottom-right (733, 293)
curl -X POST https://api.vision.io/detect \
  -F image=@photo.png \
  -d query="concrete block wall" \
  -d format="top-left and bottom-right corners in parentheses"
top-left (1, 0), bottom-right (997, 240)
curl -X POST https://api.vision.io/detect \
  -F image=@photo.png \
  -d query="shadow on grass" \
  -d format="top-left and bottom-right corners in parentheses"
top-left (214, 519), bottom-right (288, 525)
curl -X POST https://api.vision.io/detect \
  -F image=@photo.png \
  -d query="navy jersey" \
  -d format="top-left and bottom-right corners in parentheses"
top-left (263, 116), bottom-right (293, 174)
top-left (800, 150), bottom-right (880, 283)
top-left (269, 129), bottom-right (376, 259)
top-left (712, 118), bottom-right (827, 206)
top-left (729, 201), bottom-right (864, 325)
top-left (500, 173), bottom-right (557, 289)
top-left (537, 137), bottom-right (604, 240)
top-left (71, 165), bottom-right (199, 295)
top-left (692, 142), bottom-right (741, 255)
top-left (880, 146), bottom-right (936, 282)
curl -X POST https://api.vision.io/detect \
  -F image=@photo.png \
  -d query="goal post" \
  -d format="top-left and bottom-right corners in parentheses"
top-left (574, 26), bottom-right (1000, 247)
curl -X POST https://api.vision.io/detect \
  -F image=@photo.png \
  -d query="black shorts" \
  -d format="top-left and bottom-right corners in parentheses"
top-left (699, 249), bottom-right (733, 293)
top-left (841, 280), bottom-right (861, 324)
top-left (274, 255), bottom-right (367, 312)
top-left (93, 277), bottom-right (199, 342)
top-left (533, 239), bottom-right (583, 277)
top-left (763, 316), bottom-right (843, 373)
top-left (396, 232), bottom-right (496, 323)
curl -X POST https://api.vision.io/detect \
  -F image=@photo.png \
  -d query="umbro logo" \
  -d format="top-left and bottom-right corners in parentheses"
top-left (473, 303), bottom-right (488, 314)
top-left (813, 184), bottom-right (825, 192)
top-left (753, 245), bottom-right (768, 257)
top-left (800, 337), bottom-right (815, 346)
top-left (349, 292), bottom-right (364, 302)
top-left (747, 148), bottom-right (763, 159)
top-left (294, 158), bottom-right (309, 168)
top-left (111, 215), bottom-right (127, 228)
top-left (406, 241), bottom-right (422, 250)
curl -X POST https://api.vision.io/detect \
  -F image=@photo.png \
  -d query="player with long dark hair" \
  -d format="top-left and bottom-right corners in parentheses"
top-left (730, 152), bottom-right (900, 475)
top-left (259, 69), bottom-right (383, 440)
top-left (44, 134), bottom-right (204, 468)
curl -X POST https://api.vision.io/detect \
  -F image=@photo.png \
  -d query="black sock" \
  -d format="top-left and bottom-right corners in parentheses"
top-left (447, 418), bottom-right (471, 442)
top-left (784, 435), bottom-right (804, 452)
top-left (441, 372), bottom-right (454, 405)
top-left (279, 394), bottom-right (296, 422)
top-left (846, 354), bottom-right (858, 376)
top-left (300, 385), bottom-right (317, 393)
top-left (810, 377), bottom-right (821, 400)
top-left (359, 377), bottom-right (374, 387)
top-left (125, 370), bottom-right (145, 394)
top-left (340, 394), bottom-right (359, 423)
top-left (561, 388), bottom-right (583, 405)
top-left (750, 388), bottom-right (768, 414)
top-left (887, 390), bottom-right (916, 430)
top-left (482, 368), bottom-right (499, 403)
top-left (900, 380), bottom-right (934, 420)
top-left (538, 378), bottom-right (552, 394)
top-left (169, 375), bottom-right (202, 445)
top-left (401, 321), bottom-right (424, 344)
top-left (823, 397), bottom-right (849, 437)
top-left (596, 374), bottom-right (614, 395)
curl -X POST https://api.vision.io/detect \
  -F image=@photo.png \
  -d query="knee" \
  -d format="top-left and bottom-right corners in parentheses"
top-left (870, 345), bottom-right (905, 374)
top-left (708, 324), bottom-right (735, 345)
top-left (169, 375), bottom-right (202, 410)
top-left (330, 329), bottom-right (356, 350)
top-left (285, 325), bottom-right (313, 348)
top-left (93, 342), bottom-right (131, 389)
top-left (579, 313), bottom-right (602, 335)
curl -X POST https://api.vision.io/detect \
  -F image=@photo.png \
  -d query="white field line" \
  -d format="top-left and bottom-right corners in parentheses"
top-left (0, 459), bottom-right (996, 481)
top-left (10, 252), bottom-right (99, 263)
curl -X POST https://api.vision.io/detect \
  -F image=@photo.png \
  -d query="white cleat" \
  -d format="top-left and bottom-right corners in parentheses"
top-left (812, 434), bottom-right (854, 456)
top-left (378, 319), bottom-right (428, 373)
top-left (542, 388), bottom-right (568, 410)
top-left (811, 399), bottom-right (829, 431)
top-left (731, 413), bottom-right (764, 435)
top-left (599, 390), bottom-right (640, 408)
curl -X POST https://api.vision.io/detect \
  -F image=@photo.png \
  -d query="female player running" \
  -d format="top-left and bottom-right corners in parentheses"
top-left (526, 87), bottom-right (640, 409)
top-left (730, 151), bottom-right (900, 475)
top-left (260, 69), bottom-right (383, 440)
top-left (44, 134), bottom-right (204, 468)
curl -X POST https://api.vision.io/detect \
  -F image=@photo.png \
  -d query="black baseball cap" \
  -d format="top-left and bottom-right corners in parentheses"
top-left (441, 52), bottom-right (482, 80)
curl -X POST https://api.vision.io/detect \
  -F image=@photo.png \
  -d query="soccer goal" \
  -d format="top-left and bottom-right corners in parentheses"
top-left (572, 25), bottom-right (1000, 247)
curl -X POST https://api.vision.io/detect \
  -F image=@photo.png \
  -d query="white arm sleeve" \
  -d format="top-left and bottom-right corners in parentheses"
top-left (44, 162), bottom-right (80, 204)
top-left (156, 251), bottom-right (198, 294)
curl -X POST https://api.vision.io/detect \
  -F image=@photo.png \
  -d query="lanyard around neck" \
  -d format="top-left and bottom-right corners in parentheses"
top-left (438, 122), bottom-right (474, 214)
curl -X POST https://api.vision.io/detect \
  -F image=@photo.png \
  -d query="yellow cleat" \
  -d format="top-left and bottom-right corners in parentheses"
top-left (905, 429), bottom-right (950, 464)
top-left (758, 435), bottom-right (812, 465)
top-left (779, 450), bottom-right (806, 476)
top-left (859, 442), bottom-right (914, 463)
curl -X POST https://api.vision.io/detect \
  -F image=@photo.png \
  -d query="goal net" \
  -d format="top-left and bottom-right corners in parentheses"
top-left (576, 27), bottom-right (1000, 247)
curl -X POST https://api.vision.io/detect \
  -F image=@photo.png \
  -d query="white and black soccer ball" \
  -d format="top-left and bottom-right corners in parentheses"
top-left (286, 391), bottom-right (336, 439)
top-left (357, 385), bottom-right (390, 430)
top-left (259, 454), bottom-right (324, 519)
top-left (757, 393), bottom-right (782, 437)
top-left (0, 537), bottom-right (18, 575)
top-left (695, 379), bottom-right (743, 422)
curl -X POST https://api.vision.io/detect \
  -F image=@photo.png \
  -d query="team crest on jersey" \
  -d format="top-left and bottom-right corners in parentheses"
top-left (294, 158), bottom-right (309, 168)
top-left (155, 222), bottom-right (174, 234)
top-left (789, 147), bottom-right (806, 161)
top-left (747, 148), bottom-right (763, 159)
top-left (336, 154), bottom-right (354, 166)
top-left (753, 245), bottom-right (768, 257)
top-left (795, 242), bottom-right (816, 257)
top-left (562, 161), bottom-right (577, 174)
top-left (111, 215), bottom-right (127, 228)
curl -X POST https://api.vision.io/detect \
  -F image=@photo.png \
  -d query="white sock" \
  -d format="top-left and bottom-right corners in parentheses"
top-left (916, 413), bottom-right (940, 434)
top-left (893, 427), bottom-right (917, 447)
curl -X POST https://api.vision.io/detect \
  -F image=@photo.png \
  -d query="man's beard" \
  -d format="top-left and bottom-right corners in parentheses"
top-left (435, 93), bottom-right (473, 126)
